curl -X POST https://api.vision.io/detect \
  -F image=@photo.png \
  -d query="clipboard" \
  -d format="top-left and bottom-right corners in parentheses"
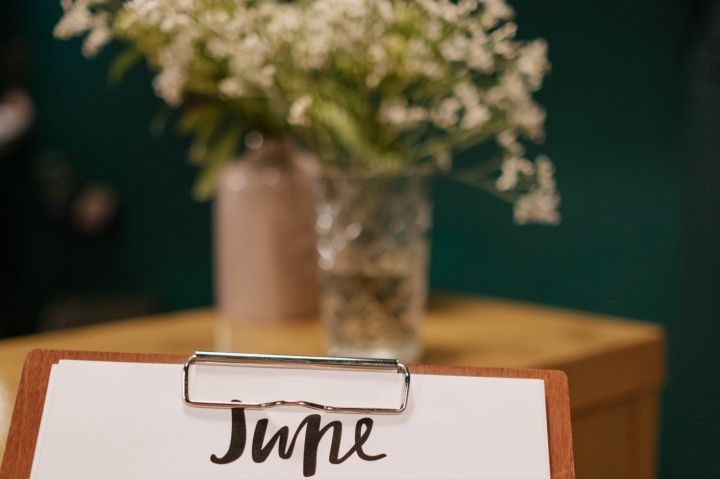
top-left (1, 349), bottom-right (575, 478)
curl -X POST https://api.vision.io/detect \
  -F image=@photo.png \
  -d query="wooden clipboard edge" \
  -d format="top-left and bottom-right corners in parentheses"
top-left (413, 363), bottom-right (575, 479)
top-left (1, 349), bottom-right (575, 479)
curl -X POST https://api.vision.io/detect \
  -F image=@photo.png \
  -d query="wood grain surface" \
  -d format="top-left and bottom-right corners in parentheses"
top-left (1, 349), bottom-right (574, 478)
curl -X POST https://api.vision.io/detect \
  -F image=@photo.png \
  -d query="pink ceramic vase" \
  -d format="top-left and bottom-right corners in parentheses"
top-left (214, 137), bottom-right (318, 324)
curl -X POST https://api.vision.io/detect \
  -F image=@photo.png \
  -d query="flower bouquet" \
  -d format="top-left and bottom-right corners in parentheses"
top-left (56, 0), bottom-right (559, 359)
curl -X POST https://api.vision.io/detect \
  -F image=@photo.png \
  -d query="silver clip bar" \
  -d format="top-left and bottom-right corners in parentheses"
top-left (183, 351), bottom-right (410, 414)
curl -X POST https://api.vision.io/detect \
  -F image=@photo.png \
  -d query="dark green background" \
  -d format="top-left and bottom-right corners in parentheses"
top-left (3, 0), bottom-right (719, 477)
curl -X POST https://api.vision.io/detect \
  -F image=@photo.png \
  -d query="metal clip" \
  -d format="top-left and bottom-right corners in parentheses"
top-left (183, 351), bottom-right (410, 414)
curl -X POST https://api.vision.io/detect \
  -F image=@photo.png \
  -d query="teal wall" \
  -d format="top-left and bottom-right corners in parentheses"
top-left (434, 0), bottom-right (682, 326)
top-left (432, 1), bottom-right (688, 476)
top-left (15, 2), bottom-right (213, 311)
top-left (6, 0), bottom-right (718, 477)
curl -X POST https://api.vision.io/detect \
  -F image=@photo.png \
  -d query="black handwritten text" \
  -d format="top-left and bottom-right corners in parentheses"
top-left (211, 408), bottom-right (387, 477)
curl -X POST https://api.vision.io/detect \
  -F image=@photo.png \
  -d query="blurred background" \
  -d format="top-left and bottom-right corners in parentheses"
top-left (1, 0), bottom-right (718, 477)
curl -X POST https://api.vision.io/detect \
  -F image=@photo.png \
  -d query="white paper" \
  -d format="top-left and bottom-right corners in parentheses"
top-left (30, 360), bottom-right (550, 479)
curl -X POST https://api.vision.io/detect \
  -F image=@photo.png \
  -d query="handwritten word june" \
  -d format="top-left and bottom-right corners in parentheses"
top-left (211, 408), bottom-right (387, 477)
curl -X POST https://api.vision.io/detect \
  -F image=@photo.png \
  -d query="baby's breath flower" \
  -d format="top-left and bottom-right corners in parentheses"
top-left (55, 0), bottom-right (558, 223)
top-left (81, 16), bottom-right (111, 57)
top-left (288, 95), bottom-right (313, 126)
top-left (431, 98), bottom-right (462, 129)
top-left (480, 0), bottom-right (514, 27)
top-left (461, 105), bottom-right (490, 130)
top-left (218, 78), bottom-right (245, 99)
top-left (517, 40), bottom-right (550, 90)
top-left (514, 188), bottom-right (561, 224)
top-left (380, 99), bottom-right (428, 126)
top-left (440, 34), bottom-right (470, 62)
top-left (153, 68), bottom-right (184, 106)
top-left (54, 5), bottom-right (92, 38)
top-left (511, 102), bottom-right (546, 139)
top-left (496, 155), bottom-right (534, 191)
top-left (497, 131), bottom-right (524, 155)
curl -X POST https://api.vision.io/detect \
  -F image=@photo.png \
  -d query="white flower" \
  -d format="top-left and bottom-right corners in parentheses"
top-left (367, 44), bottom-right (390, 87)
top-left (511, 102), bottom-right (546, 139)
top-left (426, 19), bottom-right (443, 41)
top-left (379, 99), bottom-right (409, 125)
top-left (431, 97), bottom-right (462, 129)
top-left (453, 81), bottom-right (480, 105)
top-left (453, 81), bottom-right (489, 129)
top-left (199, 10), bottom-right (231, 31)
top-left (218, 77), bottom-right (245, 98)
top-left (461, 105), bottom-right (490, 130)
top-left (480, 0), bottom-right (514, 28)
top-left (205, 38), bottom-right (231, 60)
top-left (82, 15), bottom-right (112, 58)
top-left (254, 64), bottom-right (276, 89)
top-left (517, 40), bottom-right (550, 90)
top-left (54, 0), bottom-right (110, 41)
top-left (496, 155), bottom-right (535, 191)
top-left (379, 99), bottom-right (427, 125)
top-left (153, 68), bottom-right (185, 106)
top-left (152, 34), bottom-right (195, 106)
top-left (122, 0), bottom-right (165, 26)
top-left (535, 154), bottom-right (557, 189)
top-left (512, 155), bottom-right (560, 224)
top-left (288, 95), bottom-right (313, 126)
top-left (489, 22), bottom-right (518, 57)
top-left (485, 72), bottom-right (529, 108)
top-left (54, 0), bottom-right (557, 223)
top-left (467, 46), bottom-right (494, 72)
top-left (375, 0), bottom-right (394, 21)
top-left (160, 12), bottom-right (192, 33)
top-left (54, 7), bottom-right (92, 38)
top-left (440, 34), bottom-right (470, 62)
top-left (496, 131), bottom-right (524, 155)
top-left (513, 188), bottom-right (561, 225)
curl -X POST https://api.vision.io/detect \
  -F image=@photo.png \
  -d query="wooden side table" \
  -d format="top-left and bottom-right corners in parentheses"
top-left (0, 295), bottom-right (664, 479)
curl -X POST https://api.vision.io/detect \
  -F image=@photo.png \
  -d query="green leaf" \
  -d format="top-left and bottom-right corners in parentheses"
top-left (313, 100), bottom-right (373, 162)
top-left (192, 127), bottom-right (242, 200)
top-left (177, 104), bottom-right (222, 135)
top-left (179, 105), bottom-right (225, 164)
top-left (107, 48), bottom-right (143, 86)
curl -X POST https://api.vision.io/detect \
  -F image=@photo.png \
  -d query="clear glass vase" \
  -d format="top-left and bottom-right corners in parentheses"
top-left (313, 173), bottom-right (432, 362)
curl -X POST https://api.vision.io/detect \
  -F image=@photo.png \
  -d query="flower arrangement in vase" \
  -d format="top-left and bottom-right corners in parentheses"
top-left (56, 0), bottom-right (559, 360)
